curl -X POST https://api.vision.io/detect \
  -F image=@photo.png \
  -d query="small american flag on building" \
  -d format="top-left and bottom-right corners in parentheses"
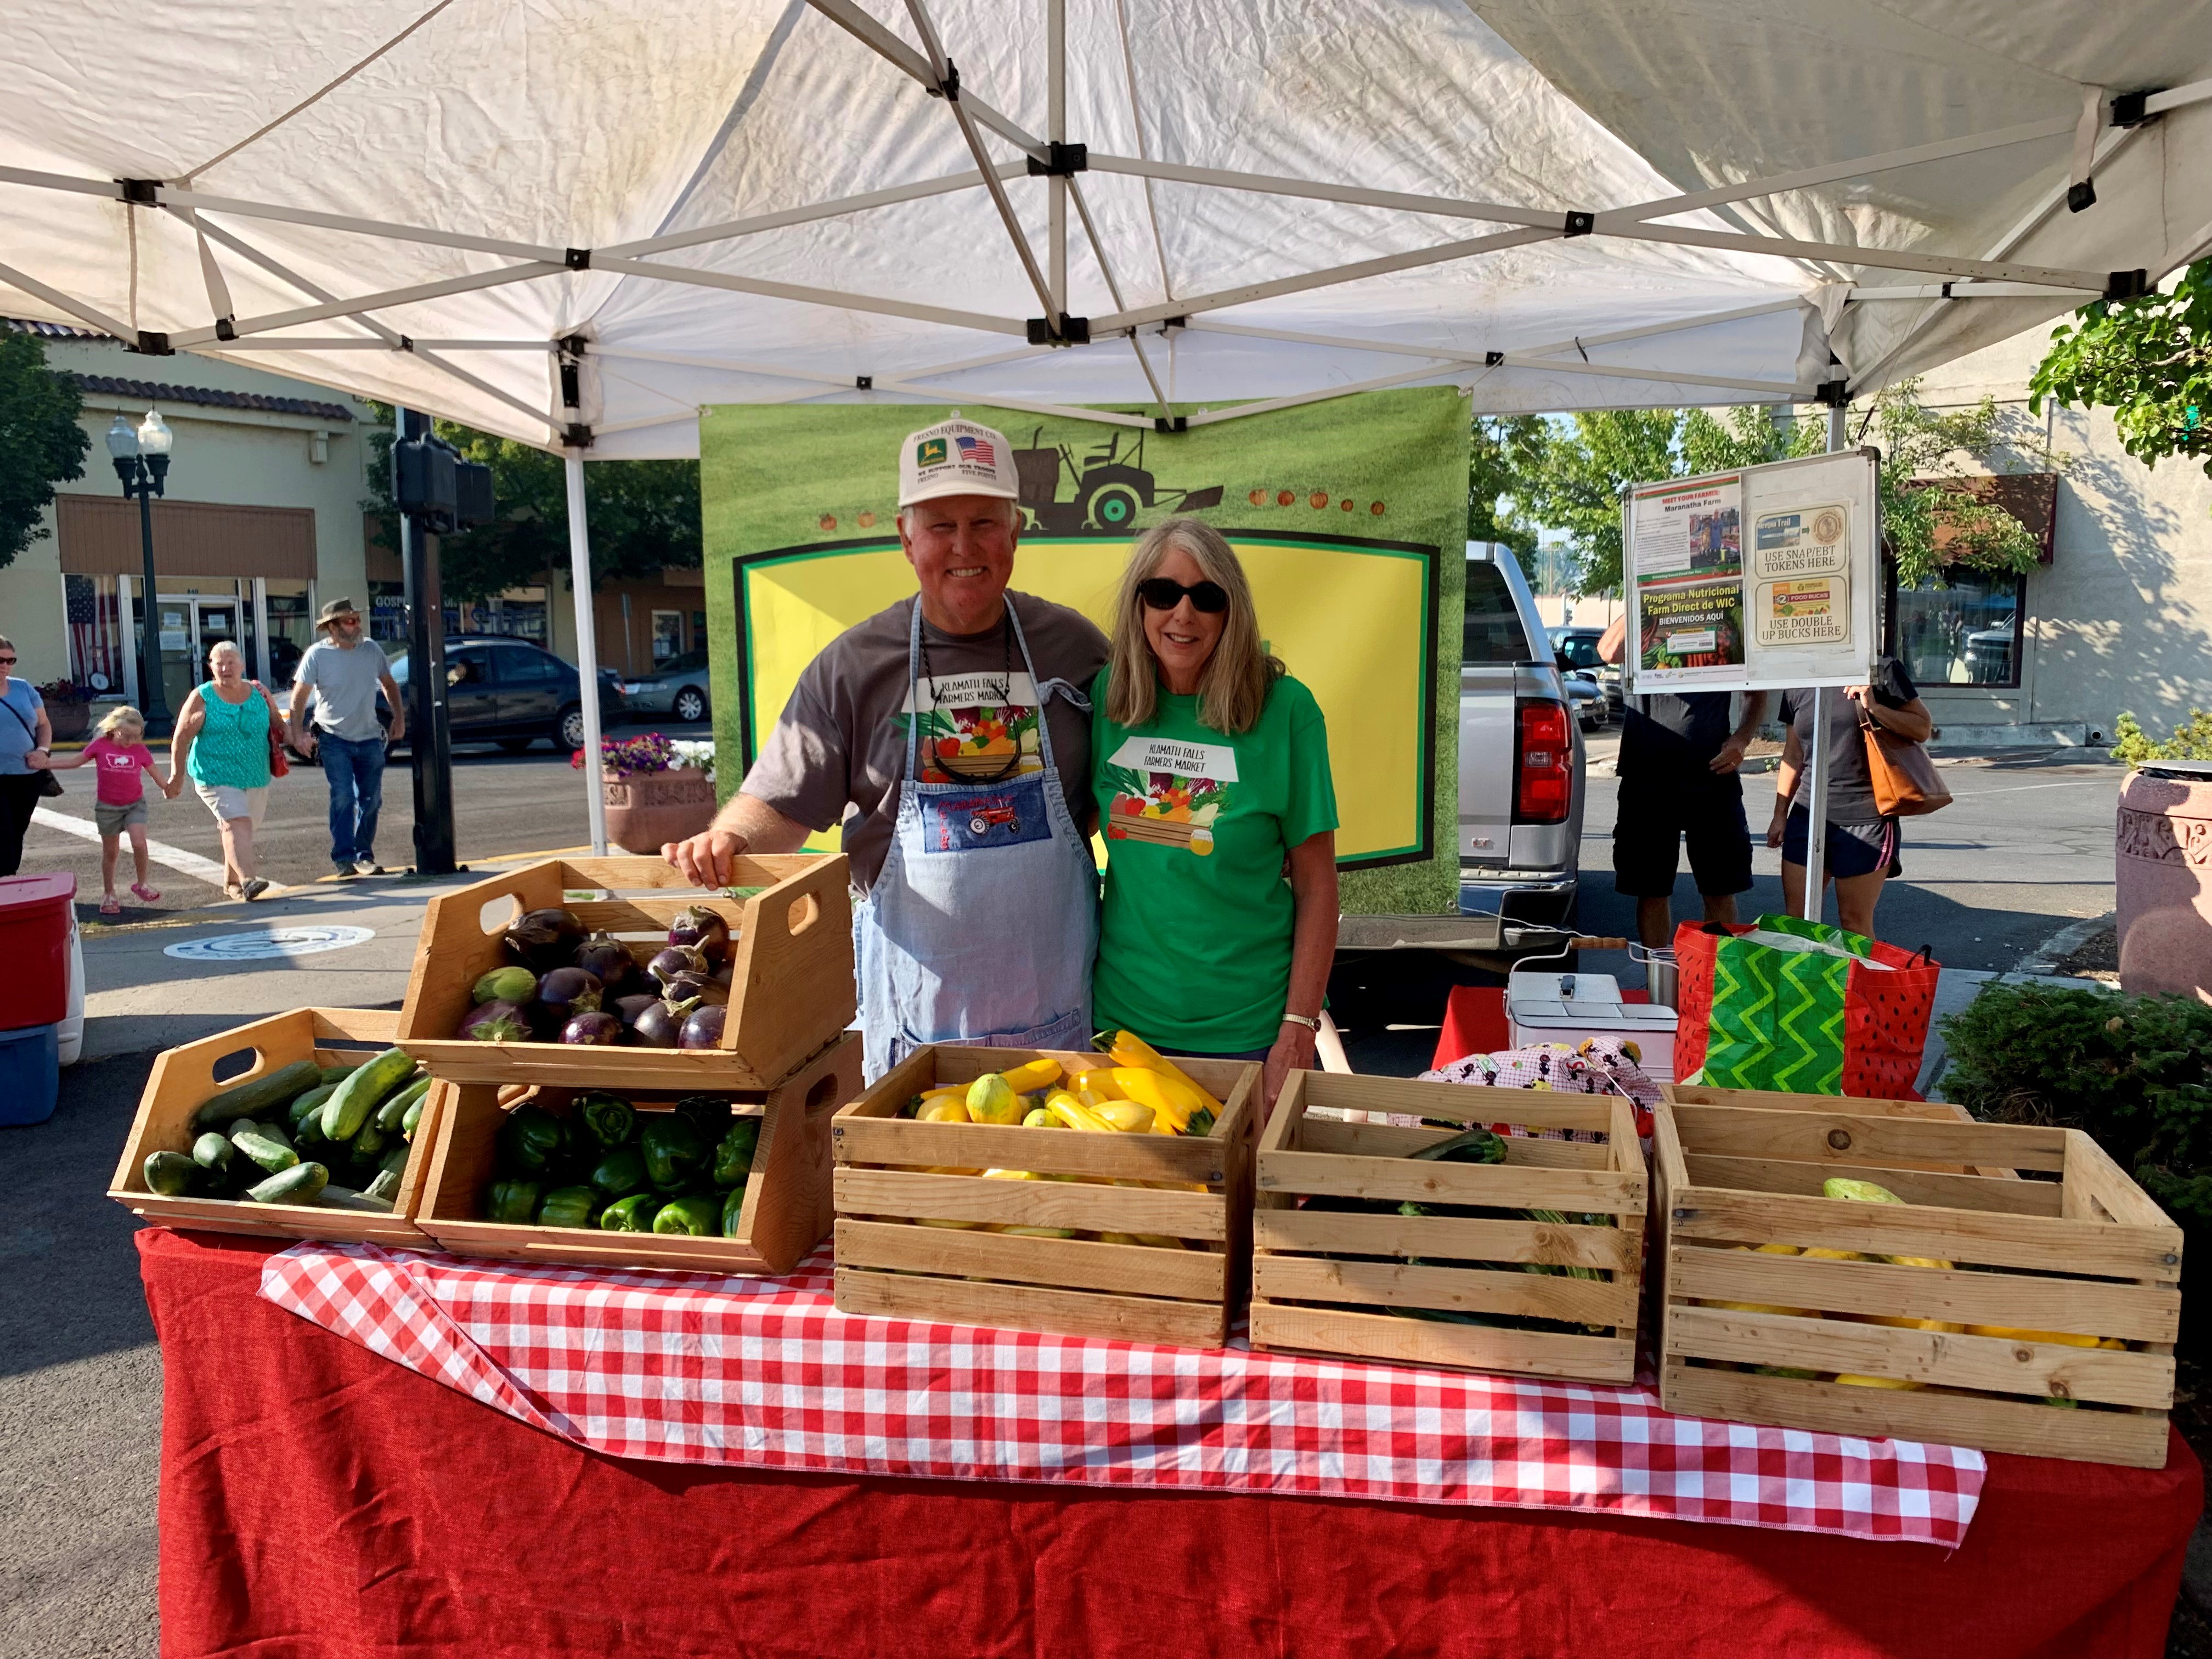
top-left (955, 433), bottom-right (997, 465)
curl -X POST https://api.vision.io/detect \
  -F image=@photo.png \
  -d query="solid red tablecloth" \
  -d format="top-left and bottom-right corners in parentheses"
top-left (142, 1228), bottom-right (2201, 1659)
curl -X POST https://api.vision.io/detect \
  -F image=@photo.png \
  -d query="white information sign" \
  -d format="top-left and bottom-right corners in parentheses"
top-left (1624, 449), bottom-right (1878, 694)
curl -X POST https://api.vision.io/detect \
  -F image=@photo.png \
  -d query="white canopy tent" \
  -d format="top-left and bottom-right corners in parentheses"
top-left (4, 0), bottom-right (2208, 849)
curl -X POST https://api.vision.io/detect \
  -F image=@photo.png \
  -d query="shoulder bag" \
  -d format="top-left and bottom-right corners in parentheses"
top-left (1858, 702), bottom-right (1950, 817)
top-left (4, 692), bottom-right (63, 797)
top-left (253, 681), bottom-right (291, 778)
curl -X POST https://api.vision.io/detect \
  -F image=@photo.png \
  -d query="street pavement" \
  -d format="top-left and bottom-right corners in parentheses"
top-left (0, 726), bottom-right (2140, 1658)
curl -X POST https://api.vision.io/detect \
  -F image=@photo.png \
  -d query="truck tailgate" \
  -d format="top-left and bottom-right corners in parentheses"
top-left (1458, 664), bottom-right (1518, 867)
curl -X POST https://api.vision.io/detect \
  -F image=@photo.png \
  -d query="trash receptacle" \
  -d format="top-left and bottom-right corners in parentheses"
top-left (0, 1023), bottom-right (60, 1125)
top-left (0, 873), bottom-right (76, 1032)
top-left (2116, 761), bottom-right (2212, 997)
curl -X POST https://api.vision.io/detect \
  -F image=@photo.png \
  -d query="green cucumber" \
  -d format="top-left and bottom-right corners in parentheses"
top-left (375, 1074), bottom-right (432, 1133)
top-left (231, 1128), bottom-right (299, 1176)
top-left (314, 1184), bottom-right (395, 1213)
top-left (401, 1095), bottom-right (426, 1139)
top-left (351, 1121), bottom-right (389, 1159)
top-left (318, 1062), bottom-right (363, 1086)
top-left (144, 1151), bottom-right (199, 1196)
top-left (363, 1169), bottom-right (402, 1204)
top-left (320, 1048), bottom-right (416, 1142)
top-left (254, 1119), bottom-right (295, 1154)
top-left (191, 1132), bottom-right (235, 1175)
top-left (378, 1143), bottom-right (412, 1178)
top-left (246, 1162), bottom-right (328, 1205)
top-left (287, 1082), bottom-right (340, 1128)
top-left (189, 1059), bottom-right (325, 1132)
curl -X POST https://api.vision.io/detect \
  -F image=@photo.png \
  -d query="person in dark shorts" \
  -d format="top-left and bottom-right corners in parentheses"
top-left (1599, 616), bottom-right (1766, 948)
top-left (1768, 659), bottom-right (1933, 937)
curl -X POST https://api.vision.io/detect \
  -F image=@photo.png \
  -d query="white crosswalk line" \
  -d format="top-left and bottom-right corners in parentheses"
top-left (32, 805), bottom-right (234, 887)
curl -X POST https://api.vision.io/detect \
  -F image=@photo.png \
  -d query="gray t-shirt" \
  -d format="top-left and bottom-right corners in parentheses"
top-left (296, 637), bottom-right (391, 743)
top-left (1780, 659), bottom-right (1919, 822)
top-left (741, 591), bottom-right (1109, 893)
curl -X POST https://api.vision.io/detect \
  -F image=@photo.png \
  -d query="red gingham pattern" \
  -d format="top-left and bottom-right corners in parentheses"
top-left (261, 1242), bottom-right (1984, 1546)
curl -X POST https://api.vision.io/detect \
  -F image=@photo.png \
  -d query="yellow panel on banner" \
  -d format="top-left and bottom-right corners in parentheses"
top-left (737, 533), bottom-right (1436, 866)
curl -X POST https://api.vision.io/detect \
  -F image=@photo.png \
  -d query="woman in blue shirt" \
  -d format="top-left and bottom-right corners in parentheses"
top-left (0, 635), bottom-right (53, 876)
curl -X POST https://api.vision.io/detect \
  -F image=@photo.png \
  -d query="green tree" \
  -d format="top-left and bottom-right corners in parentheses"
top-left (0, 330), bottom-right (90, 569)
top-left (2029, 257), bottom-right (2210, 494)
top-left (365, 410), bottom-right (699, 605)
top-left (1866, 379), bottom-right (2053, 588)
top-left (1466, 414), bottom-right (1547, 558)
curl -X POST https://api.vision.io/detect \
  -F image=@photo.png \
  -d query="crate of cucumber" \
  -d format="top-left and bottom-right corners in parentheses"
top-left (109, 1008), bottom-right (441, 1246)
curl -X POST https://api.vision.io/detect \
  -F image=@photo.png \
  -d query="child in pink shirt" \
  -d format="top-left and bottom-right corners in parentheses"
top-left (30, 704), bottom-right (181, 914)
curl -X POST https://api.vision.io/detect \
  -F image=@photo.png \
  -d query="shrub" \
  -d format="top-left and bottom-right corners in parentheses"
top-left (2112, 709), bottom-right (2212, 768)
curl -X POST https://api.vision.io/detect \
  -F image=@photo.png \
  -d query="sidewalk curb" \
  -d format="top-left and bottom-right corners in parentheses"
top-left (2012, 910), bottom-right (2115, 977)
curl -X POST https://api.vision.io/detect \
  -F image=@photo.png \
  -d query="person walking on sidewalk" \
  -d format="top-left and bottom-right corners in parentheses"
top-left (1599, 615), bottom-right (1766, 948)
top-left (0, 635), bottom-right (51, 877)
top-left (285, 598), bottom-right (404, 879)
top-left (26, 704), bottom-right (181, 913)
top-left (171, 641), bottom-right (281, 901)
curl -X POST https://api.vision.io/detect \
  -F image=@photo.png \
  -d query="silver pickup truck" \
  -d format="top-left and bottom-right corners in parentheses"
top-left (1458, 542), bottom-right (1587, 925)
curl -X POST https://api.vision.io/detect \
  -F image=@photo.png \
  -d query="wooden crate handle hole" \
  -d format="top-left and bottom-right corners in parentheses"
top-left (478, 894), bottom-right (522, 936)
top-left (805, 1071), bottom-right (844, 1115)
top-left (210, 1044), bottom-right (264, 1086)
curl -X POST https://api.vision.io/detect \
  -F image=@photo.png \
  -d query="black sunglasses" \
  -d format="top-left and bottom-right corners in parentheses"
top-left (1136, 577), bottom-right (1228, 614)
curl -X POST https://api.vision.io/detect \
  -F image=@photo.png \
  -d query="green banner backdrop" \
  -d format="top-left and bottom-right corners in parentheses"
top-left (698, 389), bottom-right (1469, 916)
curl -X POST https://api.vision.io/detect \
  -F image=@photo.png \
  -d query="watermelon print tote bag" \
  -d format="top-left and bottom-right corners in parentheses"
top-left (1672, 916), bottom-right (1941, 1098)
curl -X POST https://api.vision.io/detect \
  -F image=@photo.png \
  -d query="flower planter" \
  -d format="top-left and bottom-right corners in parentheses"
top-left (44, 701), bottom-right (89, 742)
top-left (2115, 768), bottom-right (2212, 997)
top-left (602, 767), bottom-right (715, 855)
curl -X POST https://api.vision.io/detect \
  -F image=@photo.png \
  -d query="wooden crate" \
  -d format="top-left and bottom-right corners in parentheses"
top-left (109, 1007), bottom-right (439, 1246)
top-left (832, 1046), bottom-right (1260, 1347)
top-left (396, 853), bottom-right (853, 1090)
top-left (1655, 1094), bottom-right (2183, 1468)
top-left (413, 1032), bottom-right (862, 1273)
top-left (1249, 1071), bottom-right (1648, 1382)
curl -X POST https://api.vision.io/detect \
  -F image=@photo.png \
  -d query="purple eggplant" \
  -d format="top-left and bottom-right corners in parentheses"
top-left (574, 932), bottom-right (641, 995)
top-left (613, 992), bottom-right (661, 1028)
top-left (647, 943), bottom-right (707, 990)
top-left (503, 906), bottom-right (585, 973)
top-left (533, 966), bottom-right (603, 1029)
top-left (458, 999), bottom-right (533, 1043)
top-left (561, 1011), bottom-right (626, 1046)
top-left (667, 905), bottom-right (732, 964)
top-left (631, 997), bottom-right (692, 1049)
top-left (660, 968), bottom-right (719, 1005)
top-left (678, 1002), bottom-right (727, 1050)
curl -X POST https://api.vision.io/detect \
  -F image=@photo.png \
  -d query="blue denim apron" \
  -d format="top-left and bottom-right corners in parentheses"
top-left (854, 599), bottom-right (1097, 1080)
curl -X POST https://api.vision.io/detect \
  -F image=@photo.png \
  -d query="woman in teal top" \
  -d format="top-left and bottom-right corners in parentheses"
top-left (1091, 518), bottom-right (1339, 1111)
top-left (171, 640), bottom-right (281, 900)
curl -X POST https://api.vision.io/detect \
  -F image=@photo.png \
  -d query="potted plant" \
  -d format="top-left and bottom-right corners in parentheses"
top-left (573, 732), bottom-right (717, 854)
top-left (37, 679), bottom-right (91, 742)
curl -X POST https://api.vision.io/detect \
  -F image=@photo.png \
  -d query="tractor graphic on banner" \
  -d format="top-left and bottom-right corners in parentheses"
top-left (1012, 427), bottom-right (1225, 534)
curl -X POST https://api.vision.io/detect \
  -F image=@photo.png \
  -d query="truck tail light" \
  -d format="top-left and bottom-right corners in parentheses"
top-left (1514, 698), bottom-right (1572, 823)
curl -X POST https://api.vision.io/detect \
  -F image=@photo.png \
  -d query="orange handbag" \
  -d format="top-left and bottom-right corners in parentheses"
top-left (1858, 704), bottom-right (1949, 817)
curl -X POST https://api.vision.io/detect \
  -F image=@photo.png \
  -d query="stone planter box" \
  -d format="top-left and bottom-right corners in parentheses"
top-left (45, 700), bottom-right (90, 742)
top-left (602, 767), bottom-right (715, 855)
top-left (2116, 768), bottom-right (2212, 997)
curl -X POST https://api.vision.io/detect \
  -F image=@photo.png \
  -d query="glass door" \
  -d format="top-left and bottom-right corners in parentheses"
top-left (155, 599), bottom-right (197, 715)
top-left (195, 601), bottom-right (240, 682)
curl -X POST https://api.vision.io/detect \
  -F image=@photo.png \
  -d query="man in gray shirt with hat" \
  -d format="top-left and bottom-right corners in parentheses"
top-left (286, 598), bottom-right (405, 878)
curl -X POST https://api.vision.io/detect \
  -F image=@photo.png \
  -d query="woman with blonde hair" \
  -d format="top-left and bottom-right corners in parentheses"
top-left (170, 641), bottom-right (283, 900)
top-left (1091, 518), bottom-right (1338, 1108)
top-left (26, 704), bottom-right (180, 913)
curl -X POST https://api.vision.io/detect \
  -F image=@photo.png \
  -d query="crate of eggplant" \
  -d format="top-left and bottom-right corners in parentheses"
top-left (1249, 1071), bottom-right (1647, 1384)
top-left (109, 1007), bottom-right (441, 1245)
top-left (413, 1032), bottom-right (862, 1273)
top-left (396, 853), bottom-right (853, 1090)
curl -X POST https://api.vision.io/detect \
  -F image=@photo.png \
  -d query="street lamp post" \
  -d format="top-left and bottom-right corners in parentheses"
top-left (108, 410), bottom-right (176, 737)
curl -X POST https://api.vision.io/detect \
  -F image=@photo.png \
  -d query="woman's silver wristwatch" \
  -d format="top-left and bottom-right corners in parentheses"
top-left (1280, 1012), bottom-right (1322, 1032)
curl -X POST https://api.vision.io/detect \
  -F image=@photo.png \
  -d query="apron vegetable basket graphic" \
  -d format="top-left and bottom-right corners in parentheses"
top-left (1101, 736), bottom-right (1238, 857)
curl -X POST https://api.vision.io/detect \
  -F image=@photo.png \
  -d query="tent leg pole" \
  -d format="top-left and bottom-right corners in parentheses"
top-left (566, 451), bottom-right (609, 856)
top-left (1048, 0), bottom-right (1066, 315)
top-left (1801, 400), bottom-right (1849, 926)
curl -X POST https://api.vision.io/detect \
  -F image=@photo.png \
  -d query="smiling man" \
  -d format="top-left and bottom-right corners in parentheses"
top-left (665, 417), bottom-right (1108, 1077)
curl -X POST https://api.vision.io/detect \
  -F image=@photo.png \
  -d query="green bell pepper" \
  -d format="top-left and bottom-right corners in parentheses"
top-left (535, 1185), bottom-right (602, 1229)
top-left (712, 1116), bottom-right (761, 1189)
top-left (496, 1104), bottom-right (565, 1176)
top-left (670, 1093), bottom-right (729, 1143)
top-left (639, 1114), bottom-right (708, 1190)
top-left (721, 1186), bottom-right (746, 1238)
top-left (600, 1192), bottom-right (665, 1233)
top-left (576, 1091), bottom-right (637, 1149)
top-left (651, 1193), bottom-right (720, 1236)
top-left (588, 1144), bottom-right (648, 1201)
top-left (486, 1180), bottom-right (541, 1224)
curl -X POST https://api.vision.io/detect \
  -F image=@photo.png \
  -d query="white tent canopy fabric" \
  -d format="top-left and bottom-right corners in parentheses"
top-left (4, 1), bottom-right (2209, 458)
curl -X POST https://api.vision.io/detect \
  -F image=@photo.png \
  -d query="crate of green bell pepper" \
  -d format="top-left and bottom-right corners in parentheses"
top-left (412, 1033), bottom-right (862, 1274)
top-left (110, 1008), bottom-right (444, 1246)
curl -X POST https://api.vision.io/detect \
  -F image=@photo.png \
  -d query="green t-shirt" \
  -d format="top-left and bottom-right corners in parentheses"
top-left (1091, 667), bottom-right (1339, 1053)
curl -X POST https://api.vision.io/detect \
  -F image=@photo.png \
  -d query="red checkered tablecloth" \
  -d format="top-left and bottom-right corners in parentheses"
top-left (261, 1241), bottom-right (1985, 1546)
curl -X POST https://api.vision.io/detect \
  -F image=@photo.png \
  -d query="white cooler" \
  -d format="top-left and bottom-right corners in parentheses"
top-left (1506, 970), bottom-right (1679, 1084)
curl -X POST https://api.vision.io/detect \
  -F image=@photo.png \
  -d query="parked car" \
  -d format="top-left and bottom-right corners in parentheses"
top-left (375, 636), bottom-right (624, 753)
top-left (1562, 670), bottom-right (1608, 731)
top-left (622, 648), bottom-right (712, 724)
top-left (1462, 545), bottom-right (1587, 925)
top-left (1963, 618), bottom-right (2017, 685)
top-left (1549, 624), bottom-right (1621, 714)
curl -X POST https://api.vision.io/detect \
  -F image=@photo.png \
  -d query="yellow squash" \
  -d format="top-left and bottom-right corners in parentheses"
top-left (1093, 1101), bottom-right (1157, 1134)
top-left (918, 1098), bottom-right (972, 1124)
top-left (1044, 1092), bottom-right (1115, 1133)
top-left (966, 1074), bottom-right (1025, 1125)
top-left (1098, 1030), bottom-right (1223, 1115)
top-left (1833, 1373), bottom-right (1923, 1390)
top-left (1069, 1068), bottom-right (1124, 1101)
top-left (998, 1058), bottom-right (1065, 1094)
top-left (1964, 1325), bottom-right (2104, 1348)
top-left (1113, 1068), bottom-right (1198, 1133)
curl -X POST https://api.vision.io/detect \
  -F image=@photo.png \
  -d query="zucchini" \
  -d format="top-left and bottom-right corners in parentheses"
top-left (320, 1048), bottom-right (416, 1142)
top-left (287, 1082), bottom-right (340, 1128)
top-left (191, 1131), bottom-right (235, 1175)
top-left (246, 1162), bottom-right (328, 1205)
top-left (231, 1127), bottom-right (300, 1176)
top-left (377, 1143), bottom-right (411, 1178)
top-left (314, 1184), bottom-right (395, 1213)
top-left (189, 1058), bottom-right (324, 1132)
top-left (363, 1169), bottom-right (402, 1204)
top-left (317, 1062), bottom-right (363, 1086)
top-left (144, 1151), bottom-right (199, 1196)
top-left (375, 1074), bottom-right (433, 1133)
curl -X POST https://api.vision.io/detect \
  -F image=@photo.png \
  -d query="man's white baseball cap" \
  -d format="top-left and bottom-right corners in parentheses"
top-left (898, 417), bottom-right (1021, 507)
